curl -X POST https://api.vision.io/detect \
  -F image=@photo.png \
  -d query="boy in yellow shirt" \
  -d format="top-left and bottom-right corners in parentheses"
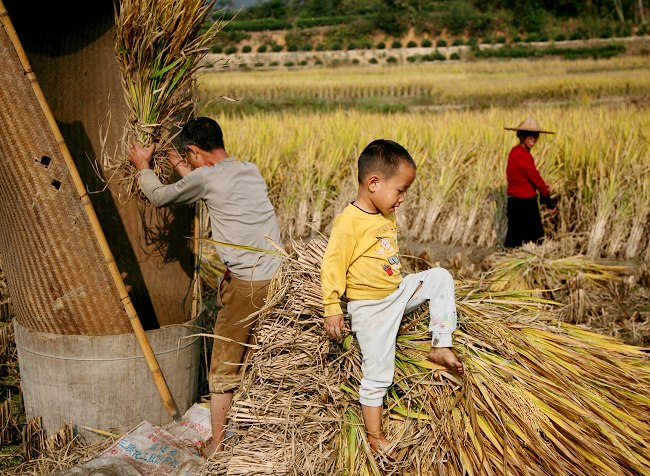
top-left (321, 139), bottom-right (464, 456)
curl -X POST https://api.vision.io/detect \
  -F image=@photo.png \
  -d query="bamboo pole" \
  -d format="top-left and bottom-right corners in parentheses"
top-left (191, 202), bottom-right (202, 319)
top-left (0, 1), bottom-right (181, 421)
top-left (190, 83), bottom-right (202, 321)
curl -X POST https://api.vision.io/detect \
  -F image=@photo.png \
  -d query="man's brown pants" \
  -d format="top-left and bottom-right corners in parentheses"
top-left (208, 272), bottom-right (271, 394)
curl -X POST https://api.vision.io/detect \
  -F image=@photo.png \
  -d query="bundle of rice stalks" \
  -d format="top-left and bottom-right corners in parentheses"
top-left (485, 242), bottom-right (631, 294)
top-left (112, 0), bottom-right (223, 197)
top-left (199, 243), bottom-right (227, 295)
top-left (202, 238), bottom-right (650, 475)
top-left (485, 242), bottom-right (650, 345)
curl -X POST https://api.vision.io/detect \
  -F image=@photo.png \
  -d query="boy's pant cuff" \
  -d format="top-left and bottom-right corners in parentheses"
top-left (359, 396), bottom-right (384, 407)
top-left (432, 332), bottom-right (453, 348)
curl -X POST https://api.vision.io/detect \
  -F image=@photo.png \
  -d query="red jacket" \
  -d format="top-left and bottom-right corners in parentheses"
top-left (506, 144), bottom-right (550, 199)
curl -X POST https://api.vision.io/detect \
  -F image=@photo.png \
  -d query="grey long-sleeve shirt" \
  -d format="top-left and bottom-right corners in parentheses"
top-left (138, 157), bottom-right (282, 281)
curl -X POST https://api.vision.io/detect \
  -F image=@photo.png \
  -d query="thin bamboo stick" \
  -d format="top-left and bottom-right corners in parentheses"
top-left (191, 202), bottom-right (202, 319)
top-left (0, 1), bottom-right (180, 421)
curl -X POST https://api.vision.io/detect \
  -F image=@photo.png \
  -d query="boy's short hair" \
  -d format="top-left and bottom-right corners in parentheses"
top-left (357, 139), bottom-right (416, 183)
top-left (180, 117), bottom-right (225, 152)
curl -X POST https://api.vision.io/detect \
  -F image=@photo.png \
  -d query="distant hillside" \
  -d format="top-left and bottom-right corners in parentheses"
top-left (210, 0), bottom-right (648, 54)
top-left (219, 0), bottom-right (647, 38)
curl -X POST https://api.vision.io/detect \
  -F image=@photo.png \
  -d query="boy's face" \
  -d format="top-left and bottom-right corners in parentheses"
top-left (369, 161), bottom-right (416, 215)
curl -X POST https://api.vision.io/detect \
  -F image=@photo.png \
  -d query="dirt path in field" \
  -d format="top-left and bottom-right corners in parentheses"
top-left (401, 239), bottom-right (497, 279)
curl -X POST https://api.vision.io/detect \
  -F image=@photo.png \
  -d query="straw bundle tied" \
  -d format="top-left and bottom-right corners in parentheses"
top-left (485, 242), bottom-right (632, 294)
top-left (111, 0), bottom-right (223, 198)
top-left (485, 242), bottom-right (650, 345)
top-left (198, 238), bottom-right (650, 475)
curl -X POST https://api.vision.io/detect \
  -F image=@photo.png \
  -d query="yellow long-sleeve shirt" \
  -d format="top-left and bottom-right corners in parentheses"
top-left (321, 204), bottom-right (403, 317)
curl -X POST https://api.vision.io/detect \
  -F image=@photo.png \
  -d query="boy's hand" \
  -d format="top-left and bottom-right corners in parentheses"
top-left (129, 142), bottom-right (155, 171)
top-left (324, 314), bottom-right (344, 339)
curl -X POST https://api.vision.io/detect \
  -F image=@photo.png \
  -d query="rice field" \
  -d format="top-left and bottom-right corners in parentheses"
top-left (194, 106), bottom-right (650, 259)
top-left (199, 56), bottom-right (650, 112)
top-left (198, 56), bottom-right (650, 260)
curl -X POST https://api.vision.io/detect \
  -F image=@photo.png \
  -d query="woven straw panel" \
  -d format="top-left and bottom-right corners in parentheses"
top-left (0, 13), bottom-right (130, 335)
top-left (2, 1), bottom-right (193, 332)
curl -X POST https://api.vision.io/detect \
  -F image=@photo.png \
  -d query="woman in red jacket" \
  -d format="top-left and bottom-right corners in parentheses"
top-left (504, 117), bottom-right (556, 248)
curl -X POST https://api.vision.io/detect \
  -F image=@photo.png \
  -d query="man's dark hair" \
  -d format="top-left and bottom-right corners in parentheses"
top-left (357, 139), bottom-right (416, 183)
top-left (180, 117), bottom-right (225, 152)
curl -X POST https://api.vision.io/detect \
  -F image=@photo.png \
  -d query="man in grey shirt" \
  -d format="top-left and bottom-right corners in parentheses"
top-left (129, 117), bottom-right (282, 456)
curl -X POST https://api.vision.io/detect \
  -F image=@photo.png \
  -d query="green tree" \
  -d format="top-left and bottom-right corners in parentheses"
top-left (372, 0), bottom-right (409, 36)
top-left (447, 0), bottom-right (478, 35)
top-left (243, 0), bottom-right (288, 19)
top-left (296, 0), bottom-right (344, 17)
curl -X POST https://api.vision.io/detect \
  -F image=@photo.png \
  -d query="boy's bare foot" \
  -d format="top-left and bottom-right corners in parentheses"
top-left (367, 433), bottom-right (398, 461)
top-left (428, 347), bottom-right (464, 374)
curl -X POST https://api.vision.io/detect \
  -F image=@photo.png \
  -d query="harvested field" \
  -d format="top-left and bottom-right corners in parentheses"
top-left (2, 52), bottom-right (650, 474)
top-left (194, 105), bottom-right (650, 260)
top-left (200, 56), bottom-right (650, 113)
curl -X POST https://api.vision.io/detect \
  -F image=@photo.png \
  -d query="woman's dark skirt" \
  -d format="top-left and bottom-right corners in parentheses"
top-left (504, 196), bottom-right (544, 248)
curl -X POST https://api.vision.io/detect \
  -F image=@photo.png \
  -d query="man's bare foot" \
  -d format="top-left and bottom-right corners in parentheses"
top-left (367, 433), bottom-right (398, 460)
top-left (200, 439), bottom-right (222, 459)
top-left (428, 347), bottom-right (464, 374)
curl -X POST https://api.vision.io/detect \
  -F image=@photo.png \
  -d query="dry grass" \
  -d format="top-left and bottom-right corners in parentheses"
top-left (485, 241), bottom-right (650, 346)
top-left (195, 238), bottom-right (650, 475)
top-left (2, 424), bottom-right (115, 476)
top-left (1, 239), bottom-right (648, 474)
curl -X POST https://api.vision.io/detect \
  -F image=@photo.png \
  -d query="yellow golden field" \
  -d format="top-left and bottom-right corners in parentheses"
top-left (200, 56), bottom-right (650, 109)
top-left (197, 56), bottom-right (650, 259)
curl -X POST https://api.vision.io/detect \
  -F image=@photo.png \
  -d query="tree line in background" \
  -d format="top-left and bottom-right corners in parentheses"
top-left (206, 0), bottom-right (647, 56)
top-left (214, 0), bottom-right (646, 39)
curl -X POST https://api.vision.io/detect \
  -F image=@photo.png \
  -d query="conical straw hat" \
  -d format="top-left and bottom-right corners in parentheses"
top-left (505, 116), bottom-right (555, 134)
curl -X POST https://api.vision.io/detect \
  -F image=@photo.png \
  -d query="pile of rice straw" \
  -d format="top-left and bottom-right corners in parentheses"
top-left (486, 241), bottom-right (650, 346)
top-left (198, 238), bottom-right (650, 475)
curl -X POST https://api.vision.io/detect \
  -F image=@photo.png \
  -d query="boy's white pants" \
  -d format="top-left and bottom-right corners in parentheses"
top-left (348, 268), bottom-right (457, 407)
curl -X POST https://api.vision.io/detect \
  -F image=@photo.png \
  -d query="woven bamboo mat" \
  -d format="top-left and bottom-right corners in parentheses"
top-left (0, 1), bottom-right (194, 334)
top-left (0, 7), bottom-right (131, 335)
